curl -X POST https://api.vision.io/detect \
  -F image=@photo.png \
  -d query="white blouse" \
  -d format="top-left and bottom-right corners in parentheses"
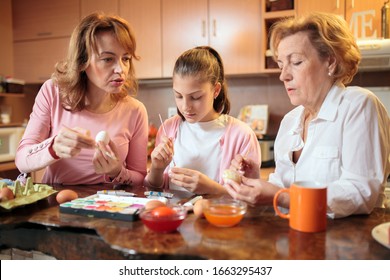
top-left (269, 84), bottom-right (390, 218)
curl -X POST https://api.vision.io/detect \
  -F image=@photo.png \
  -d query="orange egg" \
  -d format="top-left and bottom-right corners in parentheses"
top-left (193, 199), bottom-right (208, 218)
top-left (56, 189), bottom-right (78, 204)
top-left (144, 200), bottom-right (166, 211)
top-left (151, 206), bottom-right (176, 217)
top-left (0, 187), bottom-right (15, 202)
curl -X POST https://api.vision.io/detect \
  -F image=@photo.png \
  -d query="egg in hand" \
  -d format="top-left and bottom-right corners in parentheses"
top-left (222, 169), bottom-right (242, 184)
top-left (95, 131), bottom-right (110, 145)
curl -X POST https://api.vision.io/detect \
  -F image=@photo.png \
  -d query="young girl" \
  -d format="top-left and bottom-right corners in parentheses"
top-left (145, 46), bottom-right (261, 194)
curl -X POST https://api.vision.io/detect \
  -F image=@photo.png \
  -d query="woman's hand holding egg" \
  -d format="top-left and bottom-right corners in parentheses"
top-left (94, 131), bottom-right (117, 160)
top-left (93, 131), bottom-right (121, 178)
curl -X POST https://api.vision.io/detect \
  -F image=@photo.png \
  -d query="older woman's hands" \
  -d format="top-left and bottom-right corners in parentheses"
top-left (230, 154), bottom-right (260, 179)
top-left (52, 126), bottom-right (95, 158)
top-left (224, 176), bottom-right (286, 207)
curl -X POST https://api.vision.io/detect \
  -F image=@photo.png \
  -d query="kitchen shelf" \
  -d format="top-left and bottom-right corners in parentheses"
top-left (0, 161), bottom-right (17, 172)
top-left (0, 93), bottom-right (25, 97)
top-left (0, 123), bottom-right (24, 128)
top-left (261, 1), bottom-right (296, 72)
top-left (263, 10), bottom-right (295, 19)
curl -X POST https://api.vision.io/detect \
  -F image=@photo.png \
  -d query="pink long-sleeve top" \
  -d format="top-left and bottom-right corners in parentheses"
top-left (15, 79), bottom-right (149, 186)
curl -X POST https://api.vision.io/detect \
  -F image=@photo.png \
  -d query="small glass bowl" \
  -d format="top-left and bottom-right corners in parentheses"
top-left (139, 204), bottom-right (187, 233)
top-left (203, 198), bottom-right (247, 227)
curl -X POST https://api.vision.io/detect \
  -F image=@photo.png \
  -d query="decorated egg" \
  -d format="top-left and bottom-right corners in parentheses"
top-left (56, 189), bottom-right (78, 204)
top-left (95, 131), bottom-right (110, 145)
top-left (151, 206), bottom-right (176, 218)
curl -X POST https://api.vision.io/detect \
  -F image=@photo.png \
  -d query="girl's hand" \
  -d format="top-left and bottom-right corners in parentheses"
top-left (52, 126), bottom-right (95, 158)
top-left (93, 140), bottom-right (121, 178)
top-left (150, 136), bottom-right (174, 170)
top-left (169, 167), bottom-right (225, 194)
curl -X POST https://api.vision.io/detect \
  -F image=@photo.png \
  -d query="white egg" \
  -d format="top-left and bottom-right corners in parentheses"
top-left (95, 131), bottom-right (110, 145)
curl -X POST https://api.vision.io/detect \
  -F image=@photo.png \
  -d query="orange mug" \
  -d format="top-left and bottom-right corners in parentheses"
top-left (273, 181), bottom-right (327, 233)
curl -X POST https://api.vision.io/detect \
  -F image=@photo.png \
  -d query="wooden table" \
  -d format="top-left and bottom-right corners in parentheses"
top-left (0, 183), bottom-right (389, 260)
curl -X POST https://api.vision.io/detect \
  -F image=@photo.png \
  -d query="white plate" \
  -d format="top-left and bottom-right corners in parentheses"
top-left (371, 222), bottom-right (390, 249)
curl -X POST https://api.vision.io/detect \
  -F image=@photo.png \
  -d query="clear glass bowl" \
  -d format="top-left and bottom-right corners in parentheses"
top-left (139, 204), bottom-right (187, 233)
top-left (203, 198), bottom-right (247, 227)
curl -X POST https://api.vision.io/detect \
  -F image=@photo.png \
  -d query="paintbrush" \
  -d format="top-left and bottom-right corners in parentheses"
top-left (158, 114), bottom-right (176, 166)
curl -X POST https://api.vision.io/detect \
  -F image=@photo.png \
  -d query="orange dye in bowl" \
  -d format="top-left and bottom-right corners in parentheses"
top-left (203, 201), bottom-right (246, 227)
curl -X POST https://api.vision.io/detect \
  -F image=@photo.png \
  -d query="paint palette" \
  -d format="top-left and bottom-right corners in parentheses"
top-left (59, 194), bottom-right (167, 221)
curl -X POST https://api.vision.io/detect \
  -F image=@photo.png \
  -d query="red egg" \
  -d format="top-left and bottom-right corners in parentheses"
top-left (56, 189), bottom-right (78, 204)
top-left (0, 187), bottom-right (15, 202)
top-left (151, 206), bottom-right (176, 218)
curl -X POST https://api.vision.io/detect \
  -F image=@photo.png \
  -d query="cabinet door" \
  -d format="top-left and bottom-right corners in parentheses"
top-left (209, 0), bottom-right (261, 74)
top-left (120, 0), bottom-right (162, 79)
top-left (162, 0), bottom-right (208, 77)
top-left (0, 0), bottom-right (14, 76)
top-left (297, 0), bottom-right (345, 17)
top-left (81, 0), bottom-right (119, 18)
top-left (13, 38), bottom-right (69, 83)
top-left (345, 0), bottom-right (384, 39)
top-left (12, 0), bottom-right (79, 41)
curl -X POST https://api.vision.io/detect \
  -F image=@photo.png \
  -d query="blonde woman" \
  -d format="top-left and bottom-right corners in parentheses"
top-left (16, 12), bottom-right (148, 186)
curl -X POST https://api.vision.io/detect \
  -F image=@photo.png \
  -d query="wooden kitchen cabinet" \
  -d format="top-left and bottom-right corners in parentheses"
top-left (81, 0), bottom-right (119, 18)
top-left (344, 0), bottom-right (384, 39)
top-left (119, 0), bottom-right (162, 79)
top-left (260, 0), bottom-right (295, 73)
top-left (13, 38), bottom-right (69, 84)
top-left (12, 0), bottom-right (79, 41)
top-left (0, 0), bottom-right (14, 77)
top-left (162, 0), bottom-right (262, 77)
top-left (261, 0), bottom-right (385, 73)
top-left (297, 0), bottom-right (384, 39)
top-left (162, 0), bottom-right (208, 77)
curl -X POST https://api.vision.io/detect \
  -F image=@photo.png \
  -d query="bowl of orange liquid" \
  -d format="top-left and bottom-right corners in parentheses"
top-left (203, 198), bottom-right (247, 227)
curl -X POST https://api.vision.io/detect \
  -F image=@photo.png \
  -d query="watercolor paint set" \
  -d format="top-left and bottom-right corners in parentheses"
top-left (59, 193), bottom-right (167, 221)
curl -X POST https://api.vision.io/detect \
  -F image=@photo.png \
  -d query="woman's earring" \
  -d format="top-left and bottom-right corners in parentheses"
top-left (328, 71), bottom-right (332, 76)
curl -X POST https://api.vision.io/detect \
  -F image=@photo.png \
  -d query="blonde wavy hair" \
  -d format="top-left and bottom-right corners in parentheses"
top-left (269, 12), bottom-right (361, 85)
top-left (52, 12), bottom-right (139, 111)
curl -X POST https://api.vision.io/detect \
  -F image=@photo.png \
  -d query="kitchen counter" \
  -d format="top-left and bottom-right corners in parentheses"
top-left (0, 183), bottom-right (389, 260)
